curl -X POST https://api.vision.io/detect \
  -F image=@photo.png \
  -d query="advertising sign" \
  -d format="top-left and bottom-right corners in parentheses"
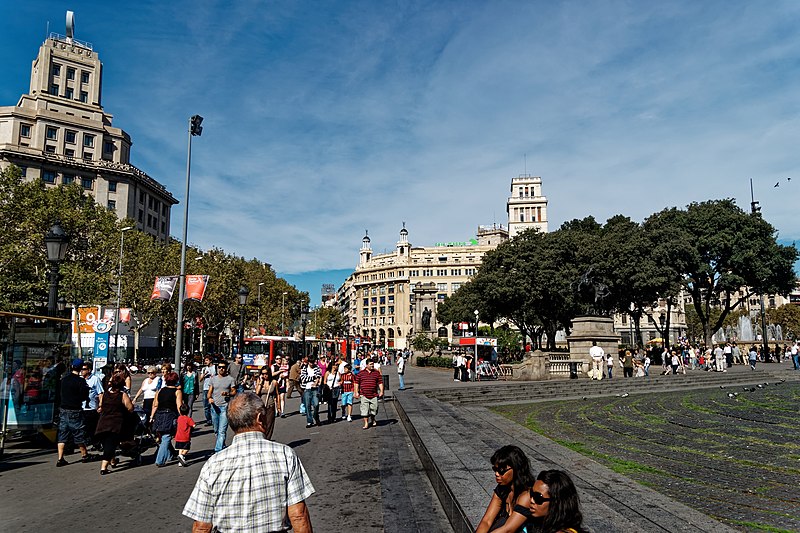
top-left (151, 276), bottom-right (179, 300)
top-left (185, 275), bottom-right (210, 301)
top-left (74, 306), bottom-right (101, 334)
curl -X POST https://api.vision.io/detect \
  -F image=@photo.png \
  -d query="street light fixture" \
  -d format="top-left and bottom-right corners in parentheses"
top-left (44, 222), bottom-right (69, 317)
top-left (257, 282), bottom-right (265, 332)
top-left (114, 226), bottom-right (133, 362)
top-left (238, 286), bottom-right (250, 358)
top-left (473, 309), bottom-right (479, 382)
top-left (301, 304), bottom-right (310, 358)
top-left (281, 291), bottom-right (288, 335)
top-left (174, 114), bottom-right (203, 372)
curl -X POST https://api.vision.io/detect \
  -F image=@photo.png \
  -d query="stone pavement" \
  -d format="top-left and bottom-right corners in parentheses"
top-left (0, 371), bottom-right (451, 533)
top-left (394, 359), bottom-right (799, 532)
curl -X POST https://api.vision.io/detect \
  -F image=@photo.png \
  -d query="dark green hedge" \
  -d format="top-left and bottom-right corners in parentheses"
top-left (415, 356), bottom-right (453, 368)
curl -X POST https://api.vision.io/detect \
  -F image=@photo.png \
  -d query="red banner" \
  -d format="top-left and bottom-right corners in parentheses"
top-left (151, 276), bottom-right (179, 300)
top-left (119, 308), bottom-right (131, 323)
top-left (185, 275), bottom-right (210, 301)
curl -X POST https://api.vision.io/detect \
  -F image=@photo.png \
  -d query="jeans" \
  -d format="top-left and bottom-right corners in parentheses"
top-left (327, 387), bottom-right (340, 421)
top-left (202, 392), bottom-right (212, 423)
top-left (793, 354), bottom-right (799, 370)
top-left (184, 394), bottom-right (196, 417)
top-left (155, 433), bottom-right (173, 465)
top-left (302, 388), bottom-right (319, 425)
top-left (398, 373), bottom-right (405, 389)
top-left (210, 403), bottom-right (228, 452)
top-left (606, 367), bottom-right (613, 379)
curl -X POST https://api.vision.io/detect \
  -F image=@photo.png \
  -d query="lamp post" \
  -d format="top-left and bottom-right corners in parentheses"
top-left (473, 309), bottom-right (479, 382)
top-left (281, 292), bottom-right (287, 335)
top-left (114, 226), bottom-right (133, 361)
top-left (301, 304), bottom-right (309, 358)
top-left (750, 178), bottom-right (771, 362)
top-left (257, 282), bottom-right (265, 333)
top-left (659, 312), bottom-right (667, 360)
top-left (174, 114), bottom-right (203, 372)
top-left (44, 222), bottom-right (69, 317)
top-left (238, 286), bottom-right (250, 358)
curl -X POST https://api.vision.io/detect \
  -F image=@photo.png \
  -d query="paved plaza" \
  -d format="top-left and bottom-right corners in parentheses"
top-left (494, 374), bottom-right (800, 532)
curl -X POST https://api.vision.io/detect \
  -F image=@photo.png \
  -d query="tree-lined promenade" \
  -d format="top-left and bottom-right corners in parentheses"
top-left (0, 165), bottom-right (308, 358)
top-left (439, 200), bottom-right (798, 349)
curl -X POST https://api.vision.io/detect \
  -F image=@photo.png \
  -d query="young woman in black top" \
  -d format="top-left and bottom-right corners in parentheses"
top-left (476, 445), bottom-right (534, 533)
top-left (528, 470), bottom-right (586, 533)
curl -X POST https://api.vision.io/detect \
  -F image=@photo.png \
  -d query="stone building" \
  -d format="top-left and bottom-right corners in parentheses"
top-left (0, 17), bottom-right (176, 240)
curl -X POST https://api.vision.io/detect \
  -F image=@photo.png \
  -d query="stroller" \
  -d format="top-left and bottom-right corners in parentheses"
top-left (118, 406), bottom-right (155, 466)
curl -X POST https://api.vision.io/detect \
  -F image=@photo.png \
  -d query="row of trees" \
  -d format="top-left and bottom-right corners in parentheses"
top-left (438, 199), bottom-right (798, 349)
top-left (0, 165), bottom-right (311, 359)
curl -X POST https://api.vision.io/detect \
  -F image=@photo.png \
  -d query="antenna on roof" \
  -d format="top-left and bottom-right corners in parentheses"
top-left (66, 11), bottom-right (75, 42)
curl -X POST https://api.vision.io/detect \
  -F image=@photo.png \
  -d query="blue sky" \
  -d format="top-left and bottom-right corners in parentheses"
top-left (2, 2), bottom-right (799, 304)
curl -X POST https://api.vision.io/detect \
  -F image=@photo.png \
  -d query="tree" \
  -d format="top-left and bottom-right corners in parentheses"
top-left (648, 200), bottom-right (798, 347)
top-left (768, 304), bottom-right (800, 341)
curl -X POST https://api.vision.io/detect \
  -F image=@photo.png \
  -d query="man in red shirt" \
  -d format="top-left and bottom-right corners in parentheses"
top-left (354, 359), bottom-right (383, 430)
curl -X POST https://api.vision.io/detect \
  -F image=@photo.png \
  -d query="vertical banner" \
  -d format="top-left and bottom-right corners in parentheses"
top-left (119, 308), bottom-right (131, 323)
top-left (75, 306), bottom-right (100, 333)
top-left (93, 321), bottom-right (112, 371)
top-left (185, 275), bottom-right (210, 301)
top-left (151, 276), bottom-right (179, 300)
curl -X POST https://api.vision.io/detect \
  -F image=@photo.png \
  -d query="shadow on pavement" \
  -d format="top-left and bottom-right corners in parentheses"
top-left (286, 438), bottom-right (311, 448)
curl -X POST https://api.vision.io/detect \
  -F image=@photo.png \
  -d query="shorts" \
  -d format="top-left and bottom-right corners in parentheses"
top-left (57, 408), bottom-right (87, 445)
top-left (341, 392), bottom-right (354, 406)
top-left (174, 440), bottom-right (191, 450)
top-left (278, 385), bottom-right (286, 394)
top-left (359, 395), bottom-right (378, 417)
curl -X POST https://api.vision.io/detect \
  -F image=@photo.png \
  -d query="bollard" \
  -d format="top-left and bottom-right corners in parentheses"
top-left (569, 361), bottom-right (579, 379)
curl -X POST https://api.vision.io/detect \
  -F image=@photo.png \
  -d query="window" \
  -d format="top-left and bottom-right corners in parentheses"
top-left (42, 170), bottom-right (56, 183)
top-left (107, 200), bottom-right (116, 210)
top-left (437, 283), bottom-right (448, 292)
top-left (50, 84), bottom-right (59, 96)
top-left (81, 177), bottom-right (93, 189)
top-left (20, 124), bottom-right (31, 138)
top-left (138, 209), bottom-right (143, 223)
top-left (161, 221), bottom-right (166, 233)
top-left (67, 67), bottom-right (75, 80)
top-left (148, 197), bottom-right (154, 209)
top-left (19, 166), bottom-right (27, 177)
top-left (64, 148), bottom-right (74, 158)
top-left (83, 134), bottom-right (95, 147)
top-left (62, 174), bottom-right (74, 185)
top-left (108, 180), bottom-right (117, 192)
top-left (83, 152), bottom-right (93, 161)
top-left (388, 306), bottom-right (394, 314)
top-left (380, 307), bottom-right (385, 315)
top-left (46, 126), bottom-right (58, 140)
top-left (388, 295), bottom-right (394, 303)
top-left (452, 282), bottom-right (462, 291)
top-left (162, 205), bottom-right (168, 216)
top-left (45, 145), bottom-right (56, 153)
top-left (380, 296), bottom-right (386, 304)
top-left (65, 87), bottom-right (74, 99)
top-left (52, 64), bottom-right (61, 76)
top-left (79, 91), bottom-right (88, 103)
top-left (103, 140), bottom-right (114, 154)
top-left (81, 71), bottom-right (89, 84)
top-left (65, 130), bottom-right (76, 144)
top-left (139, 191), bottom-right (145, 203)
top-left (436, 269), bottom-right (447, 276)
top-left (450, 269), bottom-right (462, 276)
top-left (363, 298), bottom-right (369, 306)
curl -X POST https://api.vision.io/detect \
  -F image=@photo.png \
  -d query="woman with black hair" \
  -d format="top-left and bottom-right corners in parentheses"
top-left (528, 470), bottom-right (586, 533)
top-left (476, 445), bottom-right (535, 533)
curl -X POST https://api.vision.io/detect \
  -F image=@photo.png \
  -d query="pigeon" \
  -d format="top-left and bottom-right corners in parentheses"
top-left (774, 182), bottom-right (780, 187)
top-left (582, 396), bottom-right (588, 401)
top-left (764, 382), bottom-right (769, 386)
top-left (743, 387), bottom-right (750, 391)
top-left (757, 384), bottom-right (764, 389)
top-left (720, 385), bottom-right (725, 389)
top-left (750, 387), bottom-right (756, 392)
top-left (727, 393), bottom-right (735, 398)
top-left (733, 392), bottom-right (739, 397)
top-left (621, 393), bottom-right (629, 398)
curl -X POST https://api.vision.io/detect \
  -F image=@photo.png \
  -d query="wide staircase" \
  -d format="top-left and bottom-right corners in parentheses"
top-left (421, 367), bottom-right (794, 406)
top-left (395, 368), bottom-right (799, 532)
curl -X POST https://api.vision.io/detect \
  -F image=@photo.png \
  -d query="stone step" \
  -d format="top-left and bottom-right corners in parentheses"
top-left (395, 390), bottom-right (737, 533)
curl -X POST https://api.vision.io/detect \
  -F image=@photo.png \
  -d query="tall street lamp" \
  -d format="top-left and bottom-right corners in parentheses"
top-left (257, 282), bottom-right (265, 333)
top-left (281, 291), bottom-right (288, 334)
top-left (44, 222), bottom-right (69, 317)
top-left (750, 178), bottom-right (771, 361)
top-left (301, 304), bottom-right (309, 358)
top-left (473, 309), bottom-right (479, 382)
top-left (174, 114), bottom-right (203, 371)
top-left (238, 286), bottom-right (250, 358)
top-left (114, 226), bottom-right (133, 361)
top-left (659, 312), bottom-right (667, 357)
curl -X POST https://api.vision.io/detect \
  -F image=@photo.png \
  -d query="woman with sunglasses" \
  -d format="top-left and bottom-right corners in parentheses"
top-left (254, 365), bottom-right (276, 440)
top-left (132, 366), bottom-right (161, 426)
top-left (477, 445), bottom-right (535, 533)
top-left (528, 470), bottom-right (586, 533)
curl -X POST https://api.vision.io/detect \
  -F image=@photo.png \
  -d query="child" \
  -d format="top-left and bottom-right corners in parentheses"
top-left (339, 364), bottom-right (355, 422)
top-left (174, 403), bottom-right (195, 467)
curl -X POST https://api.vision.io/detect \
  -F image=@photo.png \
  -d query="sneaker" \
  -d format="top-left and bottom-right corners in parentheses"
top-left (56, 458), bottom-right (68, 467)
top-left (347, 416), bottom-right (352, 422)
top-left (178, 455), bottom-right (187, 467)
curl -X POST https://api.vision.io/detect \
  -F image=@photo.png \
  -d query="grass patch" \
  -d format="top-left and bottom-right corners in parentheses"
top-left (725, 519), bottom-right (796, 532)
top-left (553, 439), bottom-right (674, 478)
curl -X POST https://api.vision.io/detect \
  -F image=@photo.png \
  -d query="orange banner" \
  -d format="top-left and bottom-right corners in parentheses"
top-left (185, 275), bottom-right (210, 301)
top-left (119, 308), bottom-right (131, 323)
top-left (75, 306), bottom-right (101, 334)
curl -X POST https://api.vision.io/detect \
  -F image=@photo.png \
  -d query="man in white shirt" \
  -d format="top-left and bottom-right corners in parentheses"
top-left (589, 341), bottom-right (604, 380)
top-left (397, 354), bottom-right (406, 390)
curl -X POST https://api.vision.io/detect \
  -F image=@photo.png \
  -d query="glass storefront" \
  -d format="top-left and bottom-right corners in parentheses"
top-left (0, 312), bottom-right (71, 456)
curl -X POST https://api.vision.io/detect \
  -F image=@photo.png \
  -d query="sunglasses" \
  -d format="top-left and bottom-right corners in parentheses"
top-left (148, 372), bottom-right (156, 374)
top-left (530, 491), bottom-right (552, 505)
top-left (492, 466), bottom-right (511, 475)
top-left (81, 367), bottom-right (90, 370)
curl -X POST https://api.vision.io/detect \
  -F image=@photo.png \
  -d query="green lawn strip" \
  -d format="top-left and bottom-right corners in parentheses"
top-left (550, 439), bottom-right (676, 479)
top-left (725, 519), bottom-right (798, 533)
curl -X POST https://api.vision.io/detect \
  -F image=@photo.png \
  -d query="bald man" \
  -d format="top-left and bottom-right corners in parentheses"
top-left (183, 392), bottom-right (315, 533)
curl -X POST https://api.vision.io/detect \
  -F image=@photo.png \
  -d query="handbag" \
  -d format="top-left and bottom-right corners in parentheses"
top-left (152, 409), bottom-right (177, 434)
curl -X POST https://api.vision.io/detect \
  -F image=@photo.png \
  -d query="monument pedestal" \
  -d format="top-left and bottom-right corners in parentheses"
top-left (509, 350), bottom-right (549, 381)
top-left (567, 316), bottom-right (620, 378)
